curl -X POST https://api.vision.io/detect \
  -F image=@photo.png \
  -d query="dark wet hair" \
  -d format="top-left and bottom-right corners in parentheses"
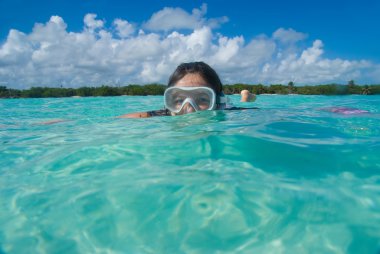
top-left (167, 62), bottom-right (223, 95)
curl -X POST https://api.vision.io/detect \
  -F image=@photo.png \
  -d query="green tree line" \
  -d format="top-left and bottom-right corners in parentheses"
top-left (0, 84), bottom-right (166, 98)
top-left (223, 81), bottom-right (379, 95)
top-left (1, 81), bottom-right (379, 98)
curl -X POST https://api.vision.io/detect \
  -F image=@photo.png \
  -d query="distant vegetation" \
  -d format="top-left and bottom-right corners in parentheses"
top-left (223, 81), bottom-right (378, 95)
top-left (1, 81), bottom-right (379, 98)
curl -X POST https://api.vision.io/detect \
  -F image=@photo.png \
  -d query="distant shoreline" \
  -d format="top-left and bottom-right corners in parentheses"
top-left (1, 83), bottom-right (379, 98)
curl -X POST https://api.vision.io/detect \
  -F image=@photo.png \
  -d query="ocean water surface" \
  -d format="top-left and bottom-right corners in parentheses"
top-left (1, 95), bottom-right (380, 253)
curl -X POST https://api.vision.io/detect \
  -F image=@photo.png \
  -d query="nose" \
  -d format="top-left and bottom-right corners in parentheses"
top-left (182, 102), bottom-right (196, 113)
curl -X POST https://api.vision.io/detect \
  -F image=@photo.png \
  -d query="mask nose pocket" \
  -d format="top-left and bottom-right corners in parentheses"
top-left (183, 102), bottom-right (196, 113)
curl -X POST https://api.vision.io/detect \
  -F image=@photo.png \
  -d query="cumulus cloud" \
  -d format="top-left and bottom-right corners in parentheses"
top-left (113, 18), bottom-right (135, 38)
top-left (143, 4), bottom-right (228, 31)
top-left (273, 28), bottom-right (307, 44)
top-left (0, 7), bottom-right (379, 89)
top-left (84, 14), bottom-right (104, 31)
top-left (257, 40), bottom-right (372, 84)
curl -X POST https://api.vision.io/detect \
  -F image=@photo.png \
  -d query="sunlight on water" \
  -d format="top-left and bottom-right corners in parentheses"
top-left (1, 95), bottom-right (380, 253)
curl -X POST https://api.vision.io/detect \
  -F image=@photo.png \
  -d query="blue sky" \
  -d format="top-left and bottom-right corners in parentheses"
top-left (1, 0), bottom-right (379, 88)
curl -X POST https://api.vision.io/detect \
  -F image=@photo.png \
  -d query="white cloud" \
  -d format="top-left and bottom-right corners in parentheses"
top-left (143, 4), bottom-right (228, 31)
top-left (84, 14), bottom-right (104, 32)
top-left (0, 9), bottom-right (379, 89)
top-left (273, 28), bottom-right (307, 44)
top-left (0, 29), bottom-right (32, 66)
top-left (300, 39), bottom-right (324, 64)
top-left (113, 19), bottom-right (135, 38)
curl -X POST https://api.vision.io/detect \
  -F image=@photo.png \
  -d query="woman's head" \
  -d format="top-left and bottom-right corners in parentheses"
top-left (165, 62), bottom-right (225, 115)
top-left (168, 62), bottom-right (223, 95)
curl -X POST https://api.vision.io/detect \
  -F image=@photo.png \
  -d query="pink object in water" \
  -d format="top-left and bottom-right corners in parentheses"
top-left (323, 107), bottom-right (369, 115)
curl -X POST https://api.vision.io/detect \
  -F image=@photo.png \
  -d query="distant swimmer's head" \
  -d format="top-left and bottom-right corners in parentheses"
top-left (164, 62), bottom-right (226, 115)
top-left (240, 89), bottom-right (256, 102)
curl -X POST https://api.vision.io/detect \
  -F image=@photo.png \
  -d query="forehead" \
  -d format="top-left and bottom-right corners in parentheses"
top-left (174, 73), bottom-right (210, 88)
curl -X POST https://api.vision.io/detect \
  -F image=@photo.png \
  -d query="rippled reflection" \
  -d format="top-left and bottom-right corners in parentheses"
top-left (1, 95), bottom-right (380, 253)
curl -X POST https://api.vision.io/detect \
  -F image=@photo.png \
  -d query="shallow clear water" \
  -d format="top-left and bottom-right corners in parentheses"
top-left (1, 95), bottom-right (380, 254)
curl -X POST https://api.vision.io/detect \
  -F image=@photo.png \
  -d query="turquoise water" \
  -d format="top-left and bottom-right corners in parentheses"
top-left (1, 95), bottom-right (380, 254)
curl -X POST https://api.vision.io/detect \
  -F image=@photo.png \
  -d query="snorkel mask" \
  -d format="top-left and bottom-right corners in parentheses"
top-left (164, 86), bottom-right (226, 114)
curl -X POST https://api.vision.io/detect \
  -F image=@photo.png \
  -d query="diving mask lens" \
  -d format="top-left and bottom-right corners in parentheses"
top-left (164, 87), bottom-right (216, 113)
